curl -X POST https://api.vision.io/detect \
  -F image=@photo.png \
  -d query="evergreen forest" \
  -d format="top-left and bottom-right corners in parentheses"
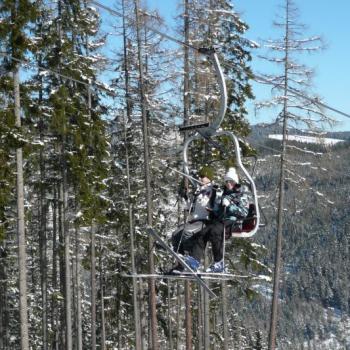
top-left (0, 0), bottom-right (349, 349)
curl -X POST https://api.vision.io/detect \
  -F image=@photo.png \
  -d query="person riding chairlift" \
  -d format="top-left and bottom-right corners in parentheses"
top-left (169, 166), bottom-right (215, 273)
top-left (173, 167), bottom-right (249, 273)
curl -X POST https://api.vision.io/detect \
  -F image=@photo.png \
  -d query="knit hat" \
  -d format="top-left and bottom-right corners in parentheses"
top-left (198, 166), bottom-right (214, 180)
top-left (224, 167), bottom-right (239, 183)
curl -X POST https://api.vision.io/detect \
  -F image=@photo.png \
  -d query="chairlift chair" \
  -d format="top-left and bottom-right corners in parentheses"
top-left (180, 47), bottom-right (260, 238)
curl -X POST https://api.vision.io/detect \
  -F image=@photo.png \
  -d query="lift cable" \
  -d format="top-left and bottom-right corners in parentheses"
top-left (90, 0), bottom-right (350, 120)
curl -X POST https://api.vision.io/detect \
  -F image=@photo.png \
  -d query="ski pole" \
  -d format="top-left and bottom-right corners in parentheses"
top-left (155, 159), bottom-right (205, 186)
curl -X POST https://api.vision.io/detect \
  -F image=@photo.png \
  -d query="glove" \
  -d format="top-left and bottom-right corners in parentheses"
top-left (222, 197), bottom-right (230, 207)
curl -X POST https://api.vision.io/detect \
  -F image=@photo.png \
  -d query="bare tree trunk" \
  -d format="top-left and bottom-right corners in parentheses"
top-left (221, 281), bottom-right (229, 350)
top-left (197, 289), bottom-right (203, 350)
top-left (71, 222), bottom-right (77, 348)
top-left (203, 254), bottom-right (210, 349)
top-left (99, 251), bottom-right (106, 350)
top-left (175, 284), bottom-right (182, 350)
top-left (75, 222), bottom-right (83, 350)
top-left (60, 117), bottom-right (72, 349)
top-left (124, 115), bottom-right (142, 349)
top-left (52, 186), bottom-right (59, 350)
top-left (91, 222), bottom-right (97, 350)
top-left (122, 0), bottom-right (132, 123)
top-left (133, 1), bottom-right (158, 348)
top-left (185, 282), bottom-right (192, 350)
top-left (268, 2), bottom-right (290, 349)
top-left (61, 170), bottom-right (72, 350)
top-left (0, 245), bottom-right (8, 349)
top-left (35, 14), bottom-right (48, 346)
top-left (0, 259), bottom-right (4, 349)
top-left (182, 3), bottom-right (193, 348)
top-left (14, 64), bottom-right (30, 350)
top-left (38, 62), bottom-right (48, 350)
top-left (167, 281), bottom-right (173, 350)
top-left (183, 0), bottom-right (190, 131)
top-left (121, 1), bottom-right (142, 346)
top-left (56, 1), bottom-right (72, 347)
top-left (39, 166), bottom-right (48, 350)
top-left (138, 281), bottom-right (146, 350)
top-left (58, 184), bottom-right (65, 349)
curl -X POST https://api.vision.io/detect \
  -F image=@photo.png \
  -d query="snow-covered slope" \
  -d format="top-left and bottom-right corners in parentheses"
top-left (268, 134), bottom-right (344, 145)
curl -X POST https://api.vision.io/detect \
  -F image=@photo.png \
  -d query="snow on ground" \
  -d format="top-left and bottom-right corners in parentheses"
top-left (268, 134), bottom-right (344, 145)
top-left (303, 307), bottom-right (350, 349)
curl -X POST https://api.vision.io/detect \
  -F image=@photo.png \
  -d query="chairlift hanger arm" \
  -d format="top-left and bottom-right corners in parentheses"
top-left (199, 48), bottom-right (227, 134)
top-left (179, 47), bottom-right (227, 135)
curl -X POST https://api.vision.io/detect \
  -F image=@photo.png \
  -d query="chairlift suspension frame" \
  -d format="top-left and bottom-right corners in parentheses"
top-left (181, 47), bottom-right (260, 238)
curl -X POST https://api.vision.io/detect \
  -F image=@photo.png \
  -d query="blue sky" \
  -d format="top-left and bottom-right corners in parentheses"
top-left (144, 0), bottom-right (350, 132)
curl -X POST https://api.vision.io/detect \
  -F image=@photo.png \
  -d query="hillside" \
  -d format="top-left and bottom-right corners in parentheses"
top-left (248, 123), bottom-right (350, 145)
top-left (242, 131), bottom-right (350, 349)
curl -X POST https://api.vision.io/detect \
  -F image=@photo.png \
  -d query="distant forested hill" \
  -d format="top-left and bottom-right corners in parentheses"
top-left (242, 131), bottom-right (350, 349)
top-left (248, 124), bottom-right (350, 144)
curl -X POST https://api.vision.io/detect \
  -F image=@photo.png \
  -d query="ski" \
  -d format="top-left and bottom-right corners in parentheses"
top-left (122, 273), bottom-right (240, 281)
top-left (163, 271), bottom-right (244, 278)
top-left (147, 227), bottom-right (217, 298)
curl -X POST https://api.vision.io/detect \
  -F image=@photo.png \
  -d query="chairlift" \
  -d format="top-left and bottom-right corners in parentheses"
top-left (180, 47), bottom-right (261, 238)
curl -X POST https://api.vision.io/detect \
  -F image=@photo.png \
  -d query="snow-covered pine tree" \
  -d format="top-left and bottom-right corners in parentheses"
top-left (20, 0), bottom-right (110, 348)
top-left (104, 0), bottom-right (184, 346)
top-left (0, 0), bottom-right (39, 348)
top-left (253, 1), bottom-right (335, 348)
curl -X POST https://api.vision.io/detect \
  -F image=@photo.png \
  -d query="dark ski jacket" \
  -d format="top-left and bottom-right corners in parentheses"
top-left (211, 184), bottom-right (249, 223)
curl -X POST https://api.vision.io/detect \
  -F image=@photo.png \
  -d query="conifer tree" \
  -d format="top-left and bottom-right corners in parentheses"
top-left (252, 1), bottom-right (334, 348)
top-left (107, 0), bottom-right (182, 346)
top-left (16, 0), bottom-right (110, 348)
top-left (0, 0), bottom-right (38, 348)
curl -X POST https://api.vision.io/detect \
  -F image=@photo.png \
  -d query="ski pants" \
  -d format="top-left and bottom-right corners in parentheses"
top-left (189, 220), bottom-right (234, 263)
top-left (171, 222), bottom-right (205, 256)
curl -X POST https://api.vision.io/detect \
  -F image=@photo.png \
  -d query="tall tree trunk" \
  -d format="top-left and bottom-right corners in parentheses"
top-left (183, 3), bottom-right (193, 348)
top-left (59, 100), bottom-right (72, 350)
top-left (0, 245), bottom-right (8, 348)
top-left (122, 0), bottom-right (132, 123)
top-left (88, 84), bottom-right (96, 350)
top-left (185, 282), bottom-right (192, 350)
top-left (124, 113), bottom-right (142, 349)
top-left (99, 251), bottom-right (106, 350)
top-left (121, 1), bottom-right (142, 346)
top-left (167, 281), bottom-right (173, 350)
top-left (175, 284), bottom-right (182, 350)
top-left (52, 186), bottom-right (59, 350)
top-left (268, 2), bottom-right (290, 349)
top-left (14, 64), bottom-right (30, 350)
top-left (203, 253), bottom-right (210, 349)
top-left (133, 1), bottom-right (158, 348)
top-left (183, 0), bottom-right (190, 131)
top-left (75, 222), bottom-right (83, 350)
top-left (0, 259), bottom-right (3, 349)
top-left (57, 0), bottom-right (72, 347)
top-left (90, 222), bottom-right (97, 350)
top-left (39, 156), bottom-right (48, 350)
top-left (61, 159), bottom-right (72, 350)
top-left (221, 281), bottom-right (229, 350)
top-left (38, 49), bottom-right (48, 350)
top-left (58, 183), bottom-right (65, 349)
top-left (197, 289), bottom-right (203, 350)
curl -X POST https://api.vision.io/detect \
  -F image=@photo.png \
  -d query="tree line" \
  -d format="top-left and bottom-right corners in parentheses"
top-left (0, 0), bottom-right (269, 349)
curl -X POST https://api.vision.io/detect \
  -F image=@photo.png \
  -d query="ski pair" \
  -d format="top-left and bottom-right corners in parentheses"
top-left (147, 227), bottom-right (217, 298)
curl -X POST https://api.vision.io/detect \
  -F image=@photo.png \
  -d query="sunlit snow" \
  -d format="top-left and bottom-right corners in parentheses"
top-left (268, 134), bottom-right (344, 145)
